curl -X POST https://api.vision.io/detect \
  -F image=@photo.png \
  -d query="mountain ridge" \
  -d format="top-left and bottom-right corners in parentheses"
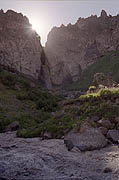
top-left (45, 10), bottom-right (119, 87)
top-left (0, 9), bottom-right (119, 89)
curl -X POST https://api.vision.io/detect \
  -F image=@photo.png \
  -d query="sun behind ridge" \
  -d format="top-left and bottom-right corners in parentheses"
top-left (30, 18), bottom-right (47, 45)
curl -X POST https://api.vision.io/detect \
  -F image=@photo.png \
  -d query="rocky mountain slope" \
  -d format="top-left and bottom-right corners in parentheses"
top-left (0, 9), bottom-right (52, 89)
top-left (45, 10), bottom-right (119, 87)
top-left (65, 51), bottom-right (119, 91)
top-left (1, 9), bottom-right (119, 90)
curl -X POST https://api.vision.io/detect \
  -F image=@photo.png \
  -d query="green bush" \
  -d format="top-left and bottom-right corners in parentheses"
top-left (0, 114), bottom-right (11, 132)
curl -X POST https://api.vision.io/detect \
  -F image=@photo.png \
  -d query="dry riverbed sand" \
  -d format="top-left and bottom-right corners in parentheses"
top-left (0, 132), bottom-right (119, 180)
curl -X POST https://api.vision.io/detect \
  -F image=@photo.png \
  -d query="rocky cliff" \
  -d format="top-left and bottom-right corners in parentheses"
top-left (0, 9), bottom-right (52, 89)
top-left (45, 10), bottom-right (119, 87)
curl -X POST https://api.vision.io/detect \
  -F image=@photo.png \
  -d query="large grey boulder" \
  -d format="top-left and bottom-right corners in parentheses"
top-left (64, 127), bottom-right (108, 151)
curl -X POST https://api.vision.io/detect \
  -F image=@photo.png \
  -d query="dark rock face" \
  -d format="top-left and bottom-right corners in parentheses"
top-left (0, 9), bottom-right (52, 89)
top-left (45, 10), bottom-right (119, 87)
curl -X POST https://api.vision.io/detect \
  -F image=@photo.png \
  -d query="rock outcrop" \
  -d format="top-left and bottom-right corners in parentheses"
top-left (45, 10), bottom-right (119, 87)
top-left (0, 9), bottom-right (52, 89)
top-left (64, 127), bottom-right (108, 151)
top-left (92, 72), bottom-right (116, 88)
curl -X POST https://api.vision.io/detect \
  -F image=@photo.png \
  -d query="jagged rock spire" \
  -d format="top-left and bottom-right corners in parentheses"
top-left (101, 10), bottom-right (107, 17)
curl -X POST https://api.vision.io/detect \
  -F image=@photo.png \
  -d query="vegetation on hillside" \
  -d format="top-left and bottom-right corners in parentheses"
top-left (0, 70), bottom-right (61, 137)
top-left (28, 87), bottom-right (119, 138)
top-left (1, 51), bottom-right (119, 139)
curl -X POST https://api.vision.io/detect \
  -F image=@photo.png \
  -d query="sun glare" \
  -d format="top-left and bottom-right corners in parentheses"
top-left (30, 18), bottom-right (47, 45)
top-left (31, 22), bottom-right (41, 35)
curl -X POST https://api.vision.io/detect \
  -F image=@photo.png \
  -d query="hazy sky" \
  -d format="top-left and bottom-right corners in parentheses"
top-left (0, 1), bottom-right (119, 45)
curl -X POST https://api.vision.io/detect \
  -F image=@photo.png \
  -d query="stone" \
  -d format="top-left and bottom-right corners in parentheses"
top-left (103, 167), bottom-right (112, 173)
top-left (64, 127), bottom-right (107, 151)
top-left (42, 132), bottom-right (52, 139)
top-left (0, 10), bottom-right (51, 89)
top-left (92, 73), bottom-right (116, 88)
top-left (99, 127), bottom-right (108, 136)
top-left (107, 130), bottom-right (119, 143)
top-left (115, 98), bottom-right (119, 104)
top-left (90, 116), bottom-right (100, 122)
top-left (114, 117), bottom-right (119, 123)
top-left (54, 110), bottom-right (65, 119)
top-left (98, 119), bottom-right (112, 129)
top-left (5, 121), bottom-right (19, 132)
top-left (64, 139), bottom-right (74, 151)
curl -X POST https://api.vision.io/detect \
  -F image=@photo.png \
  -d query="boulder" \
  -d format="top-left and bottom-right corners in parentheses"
top-left (107, 130), bottom-right (119, 143)
top-left (86, 116), bottom-right (100, 123)
top-left (98, 119), bottom-right (112, 129)
top-left (103, 167), bottom-right (112, 173)
top-left (99, 127), bottom-right (108, 136)
top-left (64, 127), bottom-right (108, 151)
top-left (92, 73), bottom-right (116, 88)
top-left (5, 121), bottom-right (19, 132)
top-left (54, 110), bottom-right (65, 119)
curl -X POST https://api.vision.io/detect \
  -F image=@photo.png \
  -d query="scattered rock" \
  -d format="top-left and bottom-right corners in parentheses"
top-left (63, 91), bottom-right (85, 99)
top-left (114, 117), bottom-right (119, 123)
top-left (91, 116), bottom-right (100, 122)
top-left (64, 127), bottom-right (108, 151)
top-left (64, 139), bottom-right (74, 151)
top-left (87, 116), bottom-right (100, 123)
top-left (42, 132), bottom-right (52, 139)
top-left (92, 73), bottom-right (116, 89)
top-left (107, 130), bottom-right (119, 143)
top-left (103, 167), bottom-right (112, 173)
top-left (98, 119), bottom-right (112, 129)
top-left (5, 121), bottom-right (19, 132)
top-left (99, 127), bottom-right (108, 136)
top-left (54, 110), bottom-right (65, 119)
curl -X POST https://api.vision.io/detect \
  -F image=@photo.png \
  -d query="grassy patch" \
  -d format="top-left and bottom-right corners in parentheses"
top-left (77, 88), bottom-right (119, 120)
